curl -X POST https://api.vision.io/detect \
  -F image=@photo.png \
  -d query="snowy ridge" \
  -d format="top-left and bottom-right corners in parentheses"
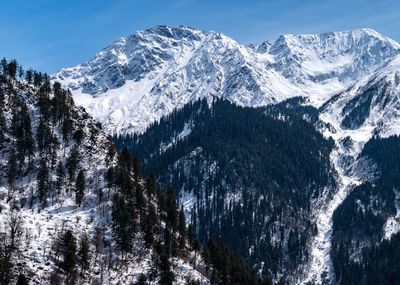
top-left (54, 26), bottom-right (400, 134)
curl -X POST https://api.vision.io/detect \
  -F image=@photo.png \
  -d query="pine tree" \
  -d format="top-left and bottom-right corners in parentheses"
top-left (7, 59), bottom-right (17, 79)
top-left (73, 129), bottom-right (84, 145)
top-left (7, 148), bottom-right (18, 189)
top-left (16, 273), bottom-right (28, 285)
top-left (62, 118), bottom-right (73, 143)
top-left (105, 166), bottom-right (115, 189)
top-left (111, 193), bottom-right (134, 258)
top-left (33, 71), bottom-right (42, 87)
top-left (144, 204), bottom-right (157, 248)
top-left (178, 207), bottom-right (187, 250)
top-left (159, 254), bottom-right (174, 285)
top-left (55, 161), bottom-right (66, 194)
top-left (135, 274), bottom-right (148, 285)
top-left (21, 103), bottom-right (34, 162)
top-left (0, 57), bottom-right (7, 76)
top-left (66, 145), bottom-right (79, 182)
top-left (18, 65), bottom-right (24, 80)
top-left (119, 146), bottom-right (132, 173)
top-left (133, 156), bottom-right (141, 180)
top-left (75, 169), bottom-right (85, 207)
top-left (37, 159), bottom-right (49, 207)
top-left (25, 69), bottom-right (33, 85)
top-left (0, 255), bottom-right (12, 285)
top-left (60, 230), bottom-right (77, 276)
top-left (78, 233), bottom-right (91, 273)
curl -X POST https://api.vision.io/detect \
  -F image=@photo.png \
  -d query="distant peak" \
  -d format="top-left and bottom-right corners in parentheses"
top-left (139, 25), bottom-right (204, 40)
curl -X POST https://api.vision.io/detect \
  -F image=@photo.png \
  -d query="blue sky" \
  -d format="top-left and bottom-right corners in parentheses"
top-left (1, 0), bottom-right (399, 73)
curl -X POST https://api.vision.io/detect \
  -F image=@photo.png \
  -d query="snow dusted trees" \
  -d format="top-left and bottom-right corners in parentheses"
top-left (0, 211), bottom-right (24, 285)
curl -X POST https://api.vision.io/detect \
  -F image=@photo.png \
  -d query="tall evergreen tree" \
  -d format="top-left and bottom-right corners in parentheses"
top-left (0, 57), bottom-right (7, 76)
top-left (7, 59), bottom-right (17, 79)
top-left (37, 159), bottom-right (50, 206)
top-left (16, 273), bottom-right (28, 285)
top-left (0, 255), bottom-right (12, 285)
top-left (75, 170), bottom-right (86, 207)
top-left (111, 193), bottom-right (134, 258)
top-left (55, 161), bottom-right (66, 194)
top-left (66, 145), bottom-right (79, 183)
top-left (159, 254), bottom-right (174, 285)
top-left (7, 148), bottom-right (18, 189)
top-left (60, 230), bottom-right (77, 276)
top-left (77, 233), bottom-right (91, 273)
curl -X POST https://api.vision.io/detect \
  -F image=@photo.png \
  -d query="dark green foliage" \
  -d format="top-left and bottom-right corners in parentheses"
top-left (0, 58), bottom-right (7, 76)
top-left (115, 98), bottom-right (334, 277)
top-left (7, 148), bottom-right (18, 189)
top-left (332, 135), bottom-right (400, 284)
top-left (60, 230), bottom-right (77, 276)
top-left (78, 233), bottom-right (91, 273)
top-left (73, 129), bottom-right (84, 145)
top-left (341, 80), bottom-right (390, 129)
top-left (144, 204), bottom-right (157, 248)
top-left (112, 193), bottom-right (134, 256)
top-left (37, 159), bottom-right (50, 206)
top-left (16, 273), bottom-right (28, 285)
top-left (11, 100), bottom-right (35, 169)
top-left (66, 145), bottom-right (79, 182)
top-left (159, 254), bottom-right (175, 285)
top-left (7, 59), bottom-right (17, 79)
top-left (75, 169), bottom-right (86, 207)
top-left (0, 255), bottom-right (12, 285)
top-left (25, 69), bottom-right (33, 85)
top-left (55, 161), bottom-right (66, 194)
top-left (135, 274), bottom-right (148, 285)
top-left (204, 240), bottom-right (272, 285)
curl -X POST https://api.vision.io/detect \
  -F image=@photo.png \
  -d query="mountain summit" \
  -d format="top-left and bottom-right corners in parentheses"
top-left (53, 26), bottom-right (400, 134)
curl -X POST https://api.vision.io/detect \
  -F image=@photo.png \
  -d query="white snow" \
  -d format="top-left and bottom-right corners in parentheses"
top-left (54, 26), bottom-right (400, 134)
top-left (50, 25), bottom-right (400, 284)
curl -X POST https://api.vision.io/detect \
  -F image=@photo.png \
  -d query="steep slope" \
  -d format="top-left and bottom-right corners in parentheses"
top-left (54, 26), bottom-right (400, 134)
top-left (0, 65), bottom-right (210, 285)
top-left (332, 136), bottom-right (400, 284)
top-left (54, 25), bottom-right (299, 134)
top-left (298, 54), bottom-right (400, 284)
top-left (115, 98), bottom-right (336, 282)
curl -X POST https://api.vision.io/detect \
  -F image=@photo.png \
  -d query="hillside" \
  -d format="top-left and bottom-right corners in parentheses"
top-left (0, 59), bottom-right (240, 285)
top-left (115, 98), bottom-right (337, 282)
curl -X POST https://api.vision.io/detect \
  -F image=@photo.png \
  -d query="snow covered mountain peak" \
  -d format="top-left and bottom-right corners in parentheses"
top-left (53, 26), bottom-right (400, 134)
top-left (263, 28), bottom-right (400, 84)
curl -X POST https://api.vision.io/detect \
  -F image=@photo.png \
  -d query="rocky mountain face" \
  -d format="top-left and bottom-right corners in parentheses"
top-left (53, 26), bottom-right (400, 134)
top-left (53, 25), bottom-right (400, 284)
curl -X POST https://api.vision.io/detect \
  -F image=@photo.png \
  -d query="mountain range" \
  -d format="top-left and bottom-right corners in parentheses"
top-left (53, 25), bottom-right (400, 284)
top-left (1, 25), bottom-right (400, 285)
top-left (53, 25), bottom-right (400, 135)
